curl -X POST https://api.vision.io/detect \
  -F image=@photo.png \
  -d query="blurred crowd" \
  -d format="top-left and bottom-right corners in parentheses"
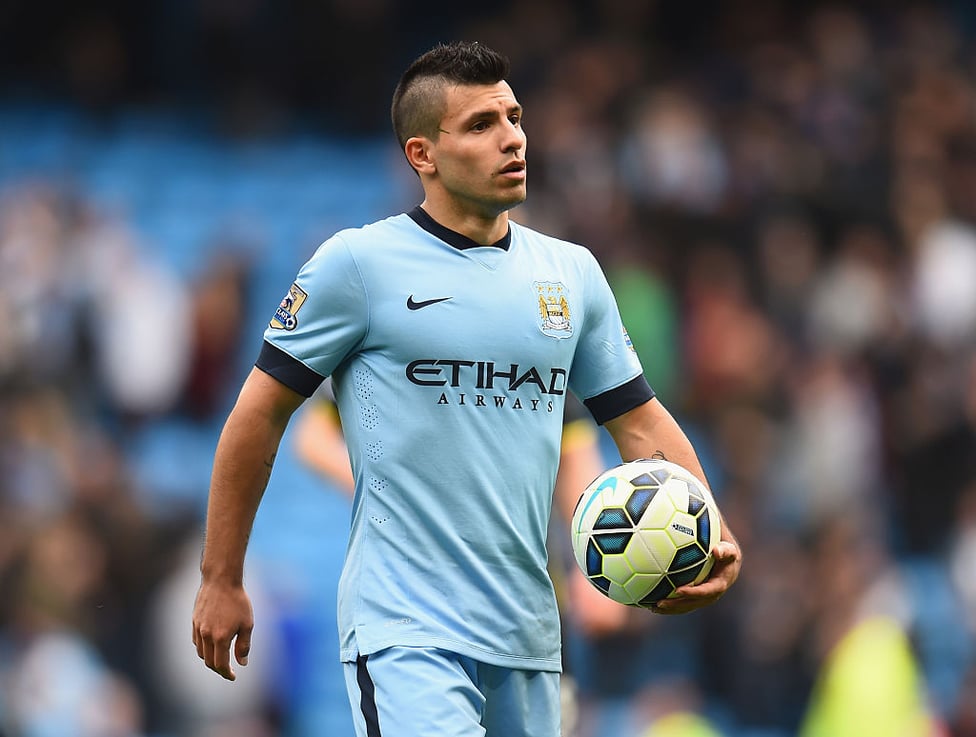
top-left (2, 1), bottom-right (976, 736)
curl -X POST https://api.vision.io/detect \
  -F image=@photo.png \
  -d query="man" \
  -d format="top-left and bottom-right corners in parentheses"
top-left (192, 40), bottom-right (741, 737)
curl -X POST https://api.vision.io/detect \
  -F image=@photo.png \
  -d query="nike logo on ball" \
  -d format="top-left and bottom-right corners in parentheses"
top-left (407, 295), bottom-right (453, 310)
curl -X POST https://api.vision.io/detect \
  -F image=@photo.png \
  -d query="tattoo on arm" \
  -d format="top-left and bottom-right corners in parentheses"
top-left (651, 450), bottom-right (668, 460)
top-left (262, 452), bottom-right (277, 485)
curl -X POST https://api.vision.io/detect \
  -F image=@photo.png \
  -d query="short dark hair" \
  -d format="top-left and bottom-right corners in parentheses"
top-left (391, 41), bottom-right (511, 150)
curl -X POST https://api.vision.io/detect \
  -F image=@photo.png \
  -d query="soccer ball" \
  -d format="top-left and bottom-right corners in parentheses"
top-left (570, 458), bottom-right (721, 607)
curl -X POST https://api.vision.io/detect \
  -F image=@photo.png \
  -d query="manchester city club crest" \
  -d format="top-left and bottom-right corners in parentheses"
top-left (270, 283), bottom-right (308, 331)
top-left (534, 281), bottom-right (574, 339)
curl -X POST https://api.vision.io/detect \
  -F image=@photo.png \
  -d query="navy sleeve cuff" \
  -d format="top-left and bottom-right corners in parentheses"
top-left (583, 374), bottom-right (656, 425)
top-left (255, 341), bottom-right (326, 398)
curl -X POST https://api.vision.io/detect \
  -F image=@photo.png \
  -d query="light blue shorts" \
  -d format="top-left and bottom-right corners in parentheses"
top-left (343, 647), bottom-right (561, 737)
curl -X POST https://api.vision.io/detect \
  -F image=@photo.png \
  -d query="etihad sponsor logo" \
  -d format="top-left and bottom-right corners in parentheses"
top-left (406, 359), bottom-right (566, 393)
top-left (406, 359), bottom-right (567, 412)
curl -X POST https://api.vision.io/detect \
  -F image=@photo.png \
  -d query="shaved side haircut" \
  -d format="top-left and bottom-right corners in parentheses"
top-left (391, 41), bottom-right (511, 152)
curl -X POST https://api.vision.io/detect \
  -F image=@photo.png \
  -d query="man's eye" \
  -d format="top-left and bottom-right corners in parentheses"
top-left (472, 121), bottom-right (489, 131)
top-left (510, 115), bottom-right (521, 126)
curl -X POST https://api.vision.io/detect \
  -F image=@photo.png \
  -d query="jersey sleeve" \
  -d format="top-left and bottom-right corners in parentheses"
top-left (570, 250), bottom-right (655, 424)
top-left (257, 234), bottom-right (368, 395)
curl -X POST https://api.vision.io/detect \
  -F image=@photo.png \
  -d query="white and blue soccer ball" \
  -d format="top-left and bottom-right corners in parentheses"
top-left (570, 458), bottom-right (721, 607)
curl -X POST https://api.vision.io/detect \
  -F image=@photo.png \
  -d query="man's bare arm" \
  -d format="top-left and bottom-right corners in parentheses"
top-left (192, 367), bottom-right (306, 680)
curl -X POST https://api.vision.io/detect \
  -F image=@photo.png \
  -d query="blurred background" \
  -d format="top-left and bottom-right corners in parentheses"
top-left (2, 0), bottom-right (976, 735)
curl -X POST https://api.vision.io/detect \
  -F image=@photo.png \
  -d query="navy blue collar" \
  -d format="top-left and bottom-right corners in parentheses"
top-left (408, 206), bottom-right (511, 251)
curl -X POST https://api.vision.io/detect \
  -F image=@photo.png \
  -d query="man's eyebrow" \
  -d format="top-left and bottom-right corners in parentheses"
top-left (461, 104), bottom-right (523, 124)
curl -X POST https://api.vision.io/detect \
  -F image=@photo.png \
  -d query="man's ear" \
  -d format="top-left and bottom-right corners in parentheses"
top-left (404, 137), bottom-right (435, 176)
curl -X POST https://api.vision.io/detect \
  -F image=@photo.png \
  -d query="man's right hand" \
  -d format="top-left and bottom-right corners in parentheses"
top-left (191, 579), bottom-right (254, 681)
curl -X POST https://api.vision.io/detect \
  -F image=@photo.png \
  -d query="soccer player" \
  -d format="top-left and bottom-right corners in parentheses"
top-left (191, 40), bottom-right (742, 737)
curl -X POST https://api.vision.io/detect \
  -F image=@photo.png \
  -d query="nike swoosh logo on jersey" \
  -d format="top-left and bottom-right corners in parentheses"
top-left (407, 295), bottom-right (453, 310)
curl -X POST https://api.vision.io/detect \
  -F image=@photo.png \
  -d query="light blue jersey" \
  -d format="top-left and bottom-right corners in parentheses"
top-left (258, 207), bottom-right (652, 672)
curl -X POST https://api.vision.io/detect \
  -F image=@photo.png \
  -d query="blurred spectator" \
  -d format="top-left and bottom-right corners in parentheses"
top-left (0, 511), bottom-right (147, 737)
top-left (0, 187), bottom-right (87, 389)
top-left (796, 513), bottom-right (940, 737)
top-left (806, 223), bottom-right (901, 358)
top-left (619, 88), bottom-right (729, 214)
top-left (780, 353), bottom-right (883, 526)
top-left (179, 249), bottom-right (253, 420)
top-left (4, 632), bottom-right (145, 737)
top-left (754, 212), bottom-right (823, 341)
top-left (911, 220), bottom-right (976, 349)
top-left (85, 228), bottom-right (192, 422)
top-left (799, 616), bottom-right (938, 737)
top-left (681, 242), bottom-right (780, 414)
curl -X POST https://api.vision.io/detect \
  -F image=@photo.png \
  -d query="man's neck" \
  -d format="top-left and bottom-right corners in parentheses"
top-left (419, 200), bottom-right (510, 246)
